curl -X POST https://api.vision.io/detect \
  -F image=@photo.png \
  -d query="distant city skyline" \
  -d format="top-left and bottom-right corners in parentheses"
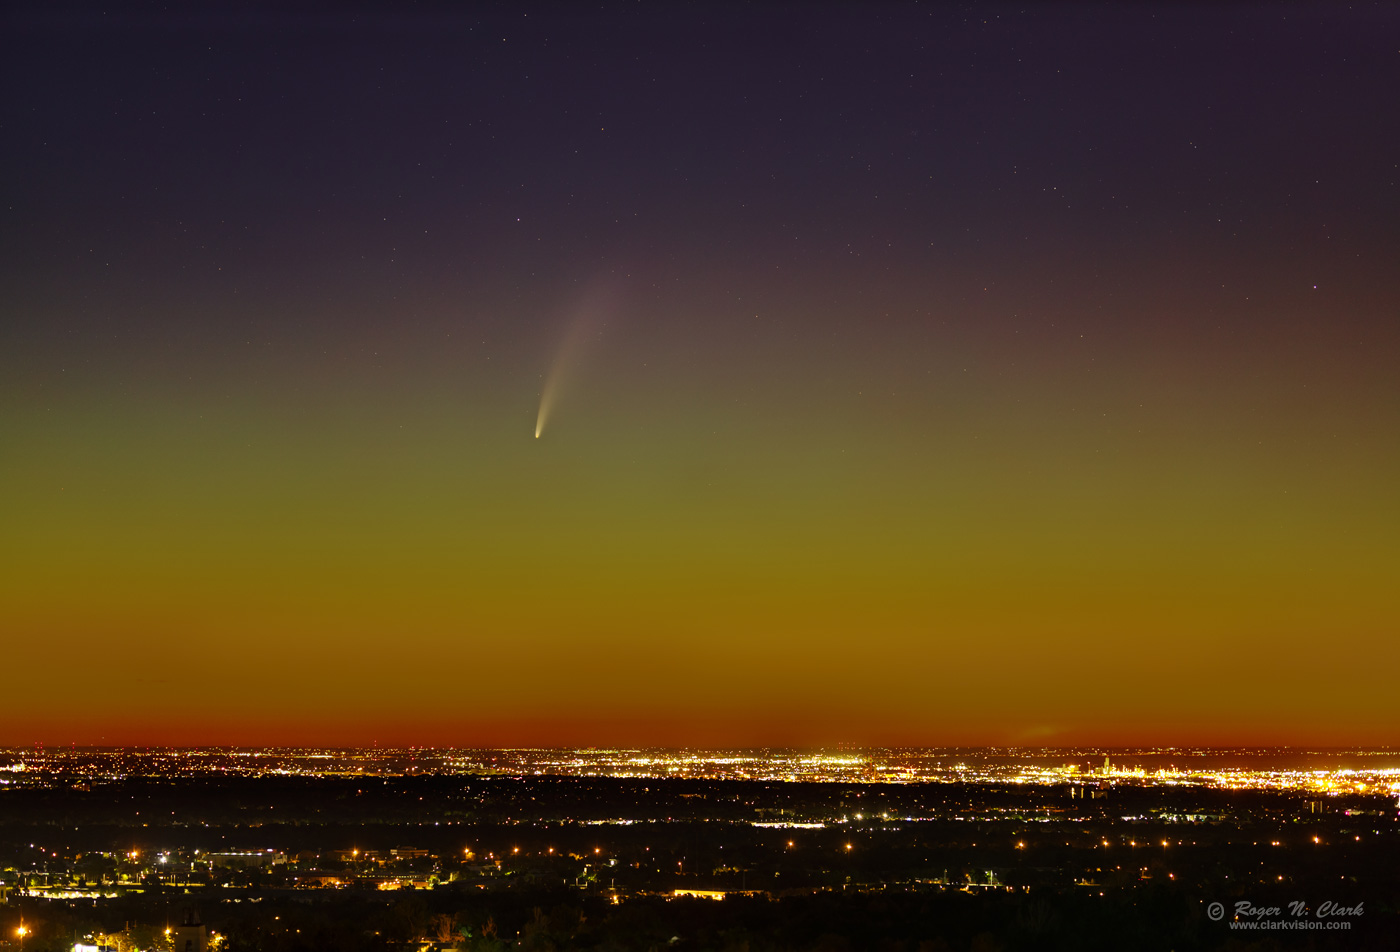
top-left (6, 746), bottom-right (1399, 801)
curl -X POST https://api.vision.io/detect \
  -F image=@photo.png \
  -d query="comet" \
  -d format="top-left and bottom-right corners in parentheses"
top-left (534, 283), bottom-right (616, 439)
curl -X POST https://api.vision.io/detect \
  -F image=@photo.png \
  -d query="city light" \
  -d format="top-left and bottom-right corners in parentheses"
top-left (0, 743), bottom-right (1391, 944)
top-left (2, 747), bottom-right (1395, 798)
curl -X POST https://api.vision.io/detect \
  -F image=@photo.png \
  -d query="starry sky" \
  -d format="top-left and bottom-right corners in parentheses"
top-left (3, 3), bottom-right (1398, 747)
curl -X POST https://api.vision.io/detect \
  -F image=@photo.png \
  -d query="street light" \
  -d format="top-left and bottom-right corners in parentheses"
top-left (17, 921), bottom-right (28, 952)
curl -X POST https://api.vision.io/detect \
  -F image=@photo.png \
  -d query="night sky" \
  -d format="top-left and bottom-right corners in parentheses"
top-left (3, 4), bottom-right (1397, 747)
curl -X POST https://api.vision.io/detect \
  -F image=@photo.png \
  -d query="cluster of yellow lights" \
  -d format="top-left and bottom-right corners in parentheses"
top-left (2, 748), bottom-right (1398, 799)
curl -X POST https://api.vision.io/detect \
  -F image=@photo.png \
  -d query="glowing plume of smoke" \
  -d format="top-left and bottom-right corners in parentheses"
top-left (534, 285), bottom-right (615, 439)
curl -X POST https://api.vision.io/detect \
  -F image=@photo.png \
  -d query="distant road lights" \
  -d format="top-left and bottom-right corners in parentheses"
top-left (844, 843), bottom-right (853, 852)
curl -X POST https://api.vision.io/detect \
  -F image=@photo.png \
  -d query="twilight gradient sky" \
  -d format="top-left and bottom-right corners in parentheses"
top-left (2, 4), bottom-right (1397, 747)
